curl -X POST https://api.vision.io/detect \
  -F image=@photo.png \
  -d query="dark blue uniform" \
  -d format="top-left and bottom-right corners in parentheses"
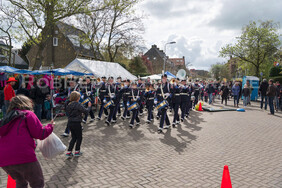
top-left (156, 82), bottom-right (171, 129)
top-left (128, 88), bottom-right (140, 126)
top-left (172, 84), bottom-right (181, 125)
top-left (82, 82), bottom-right (95, 121)
top-left (98, 82), bottom-right (109, 119)
top-left (144, 89), bottom-right (155, 122)
top-left (106, 84), bottom-right (117, 124)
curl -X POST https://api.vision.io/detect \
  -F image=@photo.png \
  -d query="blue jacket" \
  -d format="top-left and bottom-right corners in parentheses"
top-left (232, 85), bottom-right (240, 96)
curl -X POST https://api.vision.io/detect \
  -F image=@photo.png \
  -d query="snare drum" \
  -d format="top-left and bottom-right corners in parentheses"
top-left (128, 102), bottom-right (139, 111)
top-left (104, 100), bottom-right (114, 109)
top-left (156, 100), bottom-right (169, 111)
top-left (81, 98), bottom-right (90, 105)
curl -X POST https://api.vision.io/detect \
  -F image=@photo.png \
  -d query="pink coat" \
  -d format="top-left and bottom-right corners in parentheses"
top-left (0, 110), bottom-right (53, 167)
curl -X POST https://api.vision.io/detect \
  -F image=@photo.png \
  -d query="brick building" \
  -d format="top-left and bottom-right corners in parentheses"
top-left (168, 57), bottom-right (187, 75)
top-left (143, 45), bottom-right (174, 74)
top-left (27, 21), bottom-right (95, 70)
top-left (142, 45), bottom-right (189, 75)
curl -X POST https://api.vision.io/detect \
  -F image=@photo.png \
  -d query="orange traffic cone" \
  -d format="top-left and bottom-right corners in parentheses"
top-left (198, 102), bottom-right (203, 111)
top-left (221, 165), bottom-right (232, 188)
top-left (7, 175), bottom-right (16, 188)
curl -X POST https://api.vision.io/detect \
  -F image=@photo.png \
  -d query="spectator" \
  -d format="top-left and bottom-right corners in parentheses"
top-left (266, 79), bottom-right (276, 115)
top-left (0, 95), bottom-right (54, 188)
top-left (242, 84), bottom-right (250, 107)
top-left (30, 79), bottom-right (50, 120)
top-left (259, 79), bottom-right (268, 110)
top-left (44, 94), bottom-right (53, 120)
top-left (65, 91), bottom-right (91, 157)
top-left (206, 81), bottom-right (215, 105)
top-left (274, 81), bottom-right (280, 112)
top-left (16, 83), bottom-right (30, 97)
top-left (0, 90), bottom-right (5, 117)
top-left (246, 80), bottom-right (253, 105)
top-left (232, 82), bottom-right (240, 107)
top-left (220, 82), bottom-right (229, 106)
top-left (4, 77), bottom-right (17, 111)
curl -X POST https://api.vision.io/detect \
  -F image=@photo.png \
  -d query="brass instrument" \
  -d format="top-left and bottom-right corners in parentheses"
top-left (170, 78), bottom-right (176, 84)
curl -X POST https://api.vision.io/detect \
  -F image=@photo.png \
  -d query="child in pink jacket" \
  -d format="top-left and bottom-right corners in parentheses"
top-left (0, 95), bottom-right (54, 188)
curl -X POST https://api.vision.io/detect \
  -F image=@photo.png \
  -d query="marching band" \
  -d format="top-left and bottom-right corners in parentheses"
top-left (56, 74), bottom-right (195, 134)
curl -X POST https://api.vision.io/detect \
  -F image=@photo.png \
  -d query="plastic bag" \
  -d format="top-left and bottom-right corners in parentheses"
top-left (37, 133), bottom-right (66, 159)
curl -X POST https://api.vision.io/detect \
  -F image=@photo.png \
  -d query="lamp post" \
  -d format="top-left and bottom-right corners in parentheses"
top-left (163, 41), bottom-right (176, 72)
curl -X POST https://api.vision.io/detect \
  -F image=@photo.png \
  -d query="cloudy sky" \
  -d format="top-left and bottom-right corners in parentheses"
top-left (137, 0), bottom-right (282, 70)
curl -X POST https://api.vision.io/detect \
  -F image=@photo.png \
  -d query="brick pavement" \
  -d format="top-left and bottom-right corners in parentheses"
top-left (0, 100), bottom-right (282, 187)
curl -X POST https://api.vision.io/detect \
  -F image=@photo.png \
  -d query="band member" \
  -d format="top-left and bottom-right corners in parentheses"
top-left (114, 77), bottom-right (122, 117)
top-left (97, 76), bottom-right (109, 120)
top-left (128, 82), bottom-right (140, 128)
top-left (137, 79), bottom-right (145, 115)
top-left (121, 79), bottom-right (131, 120)
top-left (171, 78), bottom-right (181, 127)
top-left (144, 84), bottom-right (155, 124)
top-left (105, 77), bottom-right (116, 125)
top-left (81, 77), bottom-right (95, 123)
top-left (110, 77), bottom-right (124, 123)
top-left (156, 74), bottom-right (171, 133)
top-left (180, 80), bottom-right (192, 122)
top-left (67, 78), bottom-right (80, 97)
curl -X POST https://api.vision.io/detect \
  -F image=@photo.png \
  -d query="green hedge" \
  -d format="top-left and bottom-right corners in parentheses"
top-left (269, 76), bottom-right (282, 83)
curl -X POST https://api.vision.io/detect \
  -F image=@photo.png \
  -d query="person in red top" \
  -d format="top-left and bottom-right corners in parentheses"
top-left (4, 77), bottom-right (17, 111)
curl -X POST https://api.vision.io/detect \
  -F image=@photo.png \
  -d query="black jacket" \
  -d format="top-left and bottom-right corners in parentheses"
top-left (66, 101), bottom-right (89, 123)
top-left (220, 86), bottom-right (229, 97)
top-left (16, 88), bottom-right (30, 97)
top-left (259, 81), bottom-right (269, 96)
top-left (242, 88), bottom-right (250, 97)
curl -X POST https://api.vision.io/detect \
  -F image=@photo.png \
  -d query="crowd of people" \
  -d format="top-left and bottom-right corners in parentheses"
top-left (0, 73), bottom-right (281, 187)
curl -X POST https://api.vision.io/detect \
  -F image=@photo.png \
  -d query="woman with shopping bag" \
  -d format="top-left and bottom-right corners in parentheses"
top-left (0, 95), bottom-right (54, 188)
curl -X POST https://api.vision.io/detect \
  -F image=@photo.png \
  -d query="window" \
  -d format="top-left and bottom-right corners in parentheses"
top-left (53, 37), bottom-right (58, 46)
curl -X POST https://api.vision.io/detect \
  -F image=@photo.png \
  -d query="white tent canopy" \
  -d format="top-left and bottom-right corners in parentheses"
top-left (65, 58), bottom-right (137, 80)
top-left (141, 74), bottom-right (161, 80)
top-left (141, 74), bottom-right (175, 80)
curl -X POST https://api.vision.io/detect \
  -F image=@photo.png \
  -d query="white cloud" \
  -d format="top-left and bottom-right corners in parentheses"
top-left (138, 0), bottom-right (282, 70)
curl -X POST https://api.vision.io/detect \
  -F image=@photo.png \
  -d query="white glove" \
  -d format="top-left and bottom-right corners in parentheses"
top-left (53, 94), bottom-right (58, 98)
top-left (154, 100), bottom-right (158, 104)
top-left (87, 91), bottom-right (92, 95)
top-left (165, 93), bottom-right (170, 97)
top-left (103, 99), bottom-right (107, 103)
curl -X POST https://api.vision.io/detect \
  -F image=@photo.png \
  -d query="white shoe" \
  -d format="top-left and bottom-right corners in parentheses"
top-left (90, 119), bottom-right (95, 122)
top-left (61, 133), bottom-right (69, 137)
top-left (97, 117), bottom-right (101, 120)
top-left (112, 120), bottom-right (117, 123)
top-left (126, 116), bottom-right (131, 119)
top-left (136, 122), bottom-right (140, 126)
top-left (129, 124), bottom-right (133, 128)
top-left (82, 120), bottom-right (86, 124)
top-left (164, 125), bottom-right (170, 129)
top-left (146, 120), bottom-right (151, 123)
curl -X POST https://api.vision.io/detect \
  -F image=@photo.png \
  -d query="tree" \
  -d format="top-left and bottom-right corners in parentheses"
top-left (4, 0), bottom-right (92, 69)
top-left (220, 20), bottom-right (281, 77)
top-left (269, 66), bottom-right (282, 77)
top-left (210, 63), bottom-right (230, 80)
top-left (129, 56), bottom-right (148, 76)
top-left (0, 4), bottom-right (20, 66)
top-left (76, 0), bottom-right (144, 62)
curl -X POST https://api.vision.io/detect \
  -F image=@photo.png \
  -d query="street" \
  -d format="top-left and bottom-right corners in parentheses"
top-left (1, 100), bottom-right (282, 188)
